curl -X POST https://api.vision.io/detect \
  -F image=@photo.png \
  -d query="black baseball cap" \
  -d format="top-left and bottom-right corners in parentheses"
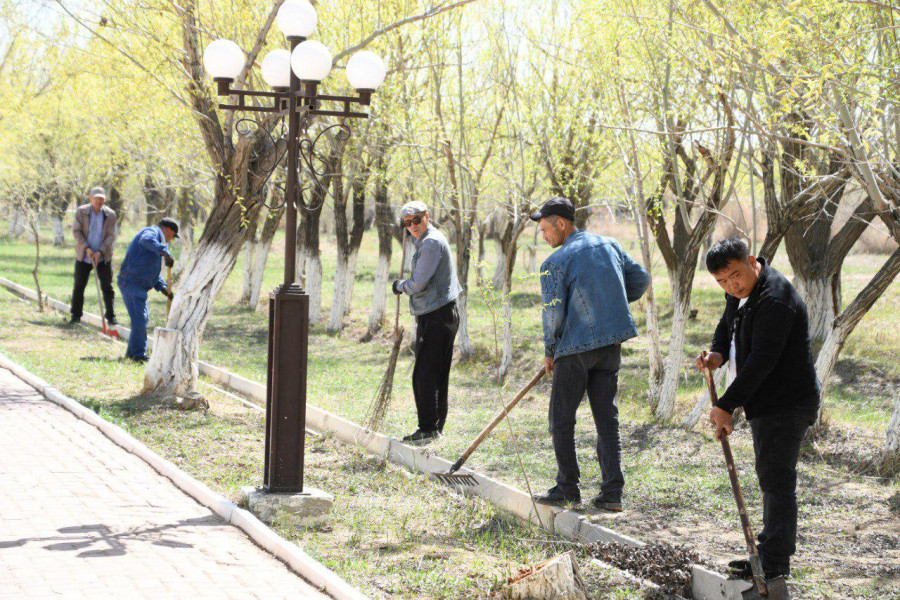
top-left (530, 196), bottom-right (575, 222)
top-left (158, 217), bottom-right (180, 238)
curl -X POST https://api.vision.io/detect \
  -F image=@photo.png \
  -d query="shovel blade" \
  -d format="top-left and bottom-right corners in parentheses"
top-left (741, 576), bottom-right (790, 600)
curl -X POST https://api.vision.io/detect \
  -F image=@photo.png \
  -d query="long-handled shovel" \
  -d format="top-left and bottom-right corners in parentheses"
top-left (92, 257), bottom-right (119, 340)
top-left (701, 352), bottom-right (790, 600)
top-left (435, 367), bottom-right (546, 488)
top-left (364, 230), bottom-right (408, 431)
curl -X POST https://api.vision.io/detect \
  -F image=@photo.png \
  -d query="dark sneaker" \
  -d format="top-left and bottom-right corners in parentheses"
top-left (68, 316), bottom-right (81, 325)
top-left (107, 316), bottom-right (118, 326)
top-left (590, 493), bottom-right (623, 512)
top-left (727, 558), bottom-right (789, 581)
top-left (402, 429), bottom-right (441, 445)
top-left (127, 356), bottom-right (149, 364)
top-left (727, 559), bottom-right (752, 579)
top-left (532, 486), bottom-right (581, 506)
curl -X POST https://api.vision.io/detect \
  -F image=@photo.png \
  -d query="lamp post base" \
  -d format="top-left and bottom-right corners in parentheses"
top-left (263, 283), bottom-right (309, 493)
top-left (241, 486), bottom-right (333, 527)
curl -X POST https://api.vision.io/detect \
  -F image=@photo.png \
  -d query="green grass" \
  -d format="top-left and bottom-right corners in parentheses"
top-left (0, 295), bottom-right (647, 599)
top-left (2, 220), bottom-right (900, 598)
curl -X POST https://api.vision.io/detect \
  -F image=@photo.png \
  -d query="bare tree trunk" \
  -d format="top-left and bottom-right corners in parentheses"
top-left (883, 391), bottom-right (900, 474)
top-left (28, 212), bottom-right (43, 312)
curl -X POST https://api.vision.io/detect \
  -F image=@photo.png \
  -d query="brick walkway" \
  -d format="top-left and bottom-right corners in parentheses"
top-left (0, 367), bottom-right (330, 599)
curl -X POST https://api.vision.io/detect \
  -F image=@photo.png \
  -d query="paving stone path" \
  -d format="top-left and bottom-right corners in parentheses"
top-left (0, 366), bottom-right (330, 599)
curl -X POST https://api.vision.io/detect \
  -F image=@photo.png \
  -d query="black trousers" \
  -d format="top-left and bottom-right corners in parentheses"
top-left (412, 301), bottom-right (459, 433)
top-left (749, 412), bottom-right (814, 576)
top-left (549, 344), bottom-right (623, 499)
top-left (71, 260), bottom-right (116, 320)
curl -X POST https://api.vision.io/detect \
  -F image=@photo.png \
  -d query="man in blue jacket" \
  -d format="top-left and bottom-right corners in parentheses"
top-left (117, 218), bottom-right (178, 362)
top-left (531, 197), bottom-right (649, 510)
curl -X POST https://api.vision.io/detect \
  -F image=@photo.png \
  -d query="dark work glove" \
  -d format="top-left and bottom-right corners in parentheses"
top-left (391, 280), bottom-right (403, 295)
top-left (162, 288), bottom-right (174, 300)
top-left (163, 252), bottom-right (175, 268)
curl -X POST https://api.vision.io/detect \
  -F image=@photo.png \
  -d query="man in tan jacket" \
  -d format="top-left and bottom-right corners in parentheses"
top-left (70, 187), bottom-right (118, 325)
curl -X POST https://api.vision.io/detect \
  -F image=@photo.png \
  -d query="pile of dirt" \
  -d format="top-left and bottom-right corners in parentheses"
top-left (587, 541), bottom-right (705, 597)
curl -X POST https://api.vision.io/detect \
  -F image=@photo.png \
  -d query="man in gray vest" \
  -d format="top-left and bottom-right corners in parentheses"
top-left (70, 186), bottom-right (118, 325)
top-left (392, 201), bottom-right (462, 445)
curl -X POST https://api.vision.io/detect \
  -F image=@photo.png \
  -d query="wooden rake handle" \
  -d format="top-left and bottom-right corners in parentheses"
top-left (701, 352), bottom-right (768, 597)
top-left (449, 368), bottom-right (546, 473)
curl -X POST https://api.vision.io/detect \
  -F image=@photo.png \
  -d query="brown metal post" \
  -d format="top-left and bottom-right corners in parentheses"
top-left (263, 36), bottom-right (309, 493)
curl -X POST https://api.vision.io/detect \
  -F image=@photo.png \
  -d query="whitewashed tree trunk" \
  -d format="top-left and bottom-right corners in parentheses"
top-left (526, 227), bottom-right (538, 273)
top-left (682, 368), bottom-right (727, 430)
top-left (143, 237), bottom-right (239, 396)
top-left (248, 236), bottom-right (274, 308)
top-left (305, 254), bottom-right (323, 323)
top-left (883, 392), bottom-right (900, 473)
top-left (654, 287), bottom-right (692, 420)
top-left (368, 249), bottom-right (391, 335)
top-left (51, 215), bottom-right (64, 247)
top-left (456, 291), bottom-right (474, 358)
top-left (327, 250), bottom-right (359, 333)
top-left (239, 237), bottom-right (257, 306)
top-left (492, 248), bottom-right (509, 290)
top-left (794, 276), bottom-right (837, 353)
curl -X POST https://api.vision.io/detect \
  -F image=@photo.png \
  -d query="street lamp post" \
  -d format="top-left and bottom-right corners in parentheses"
top-left (203, 0), bottom-right (386, 494)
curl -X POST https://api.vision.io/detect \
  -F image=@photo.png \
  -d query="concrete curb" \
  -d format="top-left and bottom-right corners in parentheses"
top-left (0, 276), bottom-right (745, 599)
top-left (0, 351), bottom-right (367, 600)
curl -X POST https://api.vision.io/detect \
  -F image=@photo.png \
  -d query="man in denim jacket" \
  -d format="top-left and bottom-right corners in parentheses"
top-left (531, 197), bottom-right (649, 510)
top-left (392, 201), bottom-right (462, 445)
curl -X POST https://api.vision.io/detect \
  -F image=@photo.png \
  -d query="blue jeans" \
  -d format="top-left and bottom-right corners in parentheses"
top-left (119, 283), bottom-right (149, 360)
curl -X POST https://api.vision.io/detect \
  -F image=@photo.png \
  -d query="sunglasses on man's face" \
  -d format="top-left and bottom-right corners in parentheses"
top-left (403, 215), bottom-right (424, 227)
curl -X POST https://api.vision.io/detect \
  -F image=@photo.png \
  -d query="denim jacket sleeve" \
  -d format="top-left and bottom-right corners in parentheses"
top-left (540, 262), bottom-right (567, 358)
top-left (618, 244), bottom-right (650, 302)
top-left (715, 298), bottom-right (795, 413)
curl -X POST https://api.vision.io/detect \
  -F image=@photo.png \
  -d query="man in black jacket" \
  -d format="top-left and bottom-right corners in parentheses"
top-left (696, 237), bottom-right (819, 582)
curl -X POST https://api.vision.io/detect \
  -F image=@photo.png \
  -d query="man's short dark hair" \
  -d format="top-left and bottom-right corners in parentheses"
top-left (706, 237), bottom-right (750, 273)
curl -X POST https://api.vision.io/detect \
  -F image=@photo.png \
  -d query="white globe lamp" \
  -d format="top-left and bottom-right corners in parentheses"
top-left (291, 40), bottom-right (332, 82)
top-left (346, 51), bottom-right (387, 91)
top-left (261, 49), bottom-right (292, 89)
top-left (203, 39), bottom-right (244, 82)
top-left (276, 0), bottom-right (317, 40)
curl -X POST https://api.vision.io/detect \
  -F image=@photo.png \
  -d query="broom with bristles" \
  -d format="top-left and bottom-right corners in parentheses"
top-left (364, 230), bottom-right (408, 431)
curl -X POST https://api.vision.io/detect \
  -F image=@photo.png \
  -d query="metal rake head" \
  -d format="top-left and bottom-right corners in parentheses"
top-left (433, 472), bottom-right (479, 488)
